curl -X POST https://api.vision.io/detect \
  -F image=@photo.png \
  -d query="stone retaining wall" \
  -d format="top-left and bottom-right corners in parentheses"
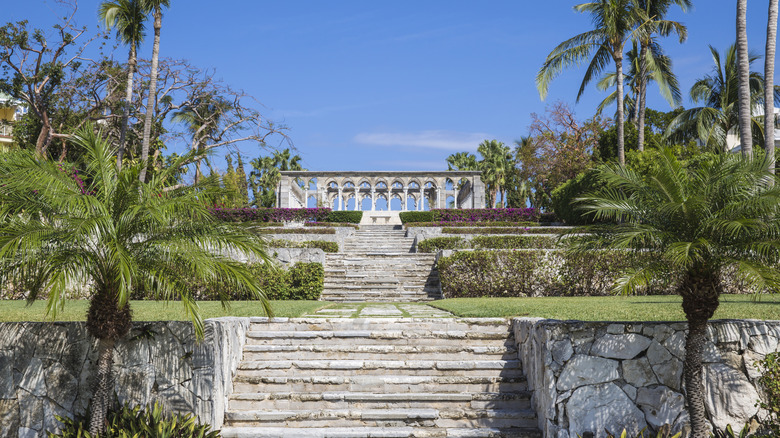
top-left (268, 248), bottom-right (325, 267)
top-left (512, 318), bottom-right (780, 437)
top-left (0, 317), bottom-right (249, 438)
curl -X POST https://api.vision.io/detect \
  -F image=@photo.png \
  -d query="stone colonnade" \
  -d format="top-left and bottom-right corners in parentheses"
top-left (277, 171), bottom-right (485, 210)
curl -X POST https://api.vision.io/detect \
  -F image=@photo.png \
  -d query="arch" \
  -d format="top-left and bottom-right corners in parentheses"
top-left (375, 180), bottom-right (388, 189)
top-left (424, 180), bottom-right (436, 189)
top-left (408, 181), bottom-right (421, 189)
top-left (307, 195), bottom-right (317, 208)
top-left (445, 178), bottom-right (455, 191)
top-left (446, 195), bottom-right (456, 209)
top-left (326, 180), bottom-right (339, 189)
top-left (307, 178), bottom-right (318, 191)
top-left (375, 194), bottom-right (388, 211)
top-left (391, 180), bottom-right (404, 189)
top-left (390, 194), bottom-right (403, 211)
top-left (359, 181), bottom-right (371, 189)
top-left (406, 194), bottom-right (418, 211)
top-left (343, 181), bottom-right (355, 188)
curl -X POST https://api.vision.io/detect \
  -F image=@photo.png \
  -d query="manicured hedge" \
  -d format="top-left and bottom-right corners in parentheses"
top-left (438, 250), bottom-right (673, 297)
top-left (211, 207), bottom-right (331, 222)
top-left (417, 236), bottom-right (558, 253)
top-left (406, 221), bottom-right (540, 228)
top-left (435, 208), bottom-right (540, 223)
top-left (400, 212), bottom-right (437, 223)
top-left (326, 211), bottom-right (363, 223)
top-left (306, 222), bottom-right (359, 229)
top-left (257, 228), bottom-right (336, 234)
top-left (441, 227), bottom-right (567, 235)
top-left (417, 237), bottom-right (468, 252)
top-left (269, 239), bottom-right (339, 252)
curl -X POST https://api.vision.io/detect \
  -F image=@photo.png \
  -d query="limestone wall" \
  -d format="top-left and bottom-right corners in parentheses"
top-left (0, 317), bottom-right (249, 438)
top-left (268, 247), bottom-right (325, 267)
top-left (512, 318), bottom-right (780, 437)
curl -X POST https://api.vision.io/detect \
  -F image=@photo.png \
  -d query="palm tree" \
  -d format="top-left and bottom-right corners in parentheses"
top-left (576, 149), bottom-right (780, 438)
top-left (595, 40), bottom-right (682, 125)
top-left (0, 125), bottom-right (271, 434)
top-left (99, 0), bottom-right (146, 170)
top-left (665, 44), bottom-right (773, 152)
top-left (477, 140), bottom-right (512, 208)
top-left (766, 0), bottom-right (779, 173)
top-left (446, 152), bottom-right (479, 171)
top-left (172, 93), bottom-right (229, 183)
top-left (272, 148), bottom-right (304, 171)
top-left (633, 0), bottom-right (689, 151)
top-left (537, 0), bottom-right (640, 166)
top-left (736, 0), bottom-right (753, 157)
top-left (138, 0), bottom-right (171, 183)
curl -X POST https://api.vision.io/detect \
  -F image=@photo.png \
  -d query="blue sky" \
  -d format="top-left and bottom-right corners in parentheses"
top-left (5, 1), bottom-right (778, 172)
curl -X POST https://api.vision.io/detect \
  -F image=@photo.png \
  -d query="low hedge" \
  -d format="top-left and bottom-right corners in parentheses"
top-left (269, 239), bottom-right (339, 252)
top-left (326, 211), bottom-right (363, 223)
top-left (438, 250), bottom-right (674, 297)
top-left (417, 236), bottom-right (558, 252)
top-left (441, 227), bottom-right (567, 235)
top-left (306, 222), bottom-right (359, 229)
top-left (257, 228), bottom-right (336, 234)
top-left (211, 207), bottom-right (331, 222)
top-left (417, 237), bottom-right (468, 252)
top-left (435, 208), bottom-right (540, 222)
top-left (406, 221), bottom-right (540, 228)
top-left (400, 211), bottom-right (436, 223)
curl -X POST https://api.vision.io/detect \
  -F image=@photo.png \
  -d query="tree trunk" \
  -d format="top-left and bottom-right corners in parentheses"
top-left (637, 42), bottom-right (649, 153)
top-left (88, 338), bottom-right (116, 435)
top-left (737, 0), bottom-right (753, 157)
top-left (35, 114), bottom-right (52, 159)
top-left (139, 8), bottom-right (162, 183)
top-left (681, 271), bottom-right (721, 438)
top-left (615, 53), bottom-right (626, 166)
top-left (766, 0), bottom-right (779, 173)
top-left (118, 44), bottom-right (137, 171)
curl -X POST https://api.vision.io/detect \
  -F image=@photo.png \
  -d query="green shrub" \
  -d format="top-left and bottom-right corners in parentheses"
top-left (417, 237), bottom-right (467, 253)
top-left (268, 239), bottom-right (339, 252)
top-left (306, 222), bottom-right (359, 229)
top-left (438, 250), bottom-right (546, 297)
top-left (756, 352), bottom-right (780, 436)
top-left (50, 401), bottom-right (220, 438)
top-left (406, 221), bottom-right (540, 228)
top-left (551, 168), bottom-right (604, 225)
top-left (399, 211), bottom-right (437, 223)
top-left (471, 235), bottom-right (558, 249)
top-left (256, 228), bottom-right (336, 234)
top-left (326, 211), bottom-right (363, 223)
top-left (442, 227), bottom-right (565, 235)
top-left (287, 262), bottom-right (324, 300)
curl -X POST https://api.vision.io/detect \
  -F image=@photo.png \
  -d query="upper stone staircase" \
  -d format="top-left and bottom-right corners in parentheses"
top-left (220, 317), bottom-right (541, 438)
top-left (322, 226), bottom-right (441, 302)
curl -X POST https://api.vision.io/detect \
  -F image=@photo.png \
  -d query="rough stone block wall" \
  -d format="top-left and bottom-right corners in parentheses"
top-left (513, 318), bottom-right (780, 437)
top-left (0, 317), bottom-right (248, 438)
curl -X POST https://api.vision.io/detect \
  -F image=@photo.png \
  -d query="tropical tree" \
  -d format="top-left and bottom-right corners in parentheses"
top-left (477, 139), bottom-right (512, 207)
top-left (0, 126), bottom-right (271, 434)
top-left (766, 0), bottom-right (779, 173)
top-left (446, 151), bottom-right (479, 171)
top-left (171, 92), bottom-right (230, 183)
top-left (99, 0), bottom-right (146, 169)
top-left (249, 155), bottom-right (280, 207)
top-left (537, 0), bottom-right (640, 166)
top-left (138, 0), bottom-right (170, 183)
top-left (665, 44), bottom-right (776, 152)
top-left (736, 0), bottom-right (753, 157)
top-left (633, 0), bottom-right (689, 151)
top-left (272, 148), bottom-right (304, 171)
top-left (575, 149), bottom-right (780, 438)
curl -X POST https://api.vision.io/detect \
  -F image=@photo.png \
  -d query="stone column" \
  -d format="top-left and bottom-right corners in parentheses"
top-left (370, 190), bottom-right (376, 211)
top-left (355, 188), bottom-right (360, 211)
top-left (337, 188), bottom-right (343, 210)
top-left (419, 187), bottom-right (424, 211)
top-left (403, 189), bottom-right (408, 211)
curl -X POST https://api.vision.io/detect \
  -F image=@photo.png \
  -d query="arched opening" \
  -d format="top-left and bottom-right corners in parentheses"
top-left (307, 195), bottom-right (317, 208)
top-left (445, 178), bottom-right (454, 191)
top-left (346, 196), bottom-right (357, 211)
top-left (344, 181), bottom-right (355, 188)
top-left (376, 181), bottom-right (388, 189)
top-left (390, 195), bottom-right (403, 211)
top-left (391, 181), bottom-right (403, 189)
top-left (375, 195), bottom-right (388, 211)
top-left (361, 196), bottom-right (373, 211)
top-left (406, 195), bottom-right (417, 211)
top-left (446, 195), bottom-right (456, 209)
top-left (307, 178), bottom-right (318, 191)
top-left (359, 181), bottom-right (371, 189)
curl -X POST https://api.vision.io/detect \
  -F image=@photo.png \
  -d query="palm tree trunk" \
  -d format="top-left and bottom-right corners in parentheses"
top-left (737, 0), bottom-right (753, 158)
top-left (139, 7), bottom-right (162, 183)
top-left (615, 53), bottom-right (626, 166)
top-left (88, 338), bottom-right (116, 435)
top-left (637, 43), bottom-right (649, 153)
top-left (766, 0), bottom-right (779, 173)
top-left (117, 45), bottom-right (137, 171)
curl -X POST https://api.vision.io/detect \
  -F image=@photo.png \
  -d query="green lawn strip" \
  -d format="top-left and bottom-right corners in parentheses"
top-left (0, 300), bottom-right (331, 322)
top-left (429, 294), bottom-right (780, 321)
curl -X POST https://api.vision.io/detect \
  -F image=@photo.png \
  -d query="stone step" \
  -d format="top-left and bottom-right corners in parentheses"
top-left (220, 426), bottom-right (542, 438)
top-left (245, 329), bottom-right (512, 342)
top-left (241, 344), bottom-right (517, 361)
top-left (227, 392), bottom-right (533, 411)
top-left (224, 408), bottom-right (538, 428)
top-left (236, 360), bottom-right (523, 378)
top-left (322, 296), bottom-right (440, 303)
top-left (247, 318), bottom-right (511, 330)
top-left (232, 375), bottom-right (528, 394)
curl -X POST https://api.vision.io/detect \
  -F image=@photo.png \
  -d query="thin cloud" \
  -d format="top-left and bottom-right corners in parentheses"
top-left (354, 130), bottom-right (492, 151)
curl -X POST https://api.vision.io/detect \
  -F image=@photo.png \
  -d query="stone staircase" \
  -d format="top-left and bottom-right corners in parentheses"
top-left (220, 318), bottom-right (541, 438)
top-left (322, 226), bottom-right (441, 302)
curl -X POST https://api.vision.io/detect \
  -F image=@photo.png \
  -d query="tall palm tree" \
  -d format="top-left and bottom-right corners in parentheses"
top-left (249, 155), bottom-right (281, 208)
top-left (634, 0), bottom-right (689, 151)
top-left (576, 149), bottom-right (780, 438)
top-left (766, 0), bottom-right (779, 173)
top-left (445, 152), bottom-right (479, 171)
top-left (537, 0), bottom-right (640, 166)
top-left (665, 44), bottom-right (772, 152)
top-left (99, 0), bottom-right (146, 170)
top-left (477, 140), bottom-right (512, 208)
top-left (0, 126), bottom-right (271, 434)
top-left (138, 0), bottom-right (171, 183)
top-left (737, 0), bottom-right (753, 157)
top-left (272, 148), bottom-right (304, 171)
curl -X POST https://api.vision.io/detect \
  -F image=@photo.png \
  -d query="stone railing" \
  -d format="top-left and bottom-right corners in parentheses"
top-left (513, 318), bottom-right (780, 437)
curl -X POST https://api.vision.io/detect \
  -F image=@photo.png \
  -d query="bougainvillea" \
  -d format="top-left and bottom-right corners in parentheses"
top-left (210, 207), bottom-right (331, 222)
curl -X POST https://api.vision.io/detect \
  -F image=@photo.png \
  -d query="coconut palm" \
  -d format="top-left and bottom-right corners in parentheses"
top-left (272, 148), bottom-right (304, 171)
top-left (766, 0), bottom-right (779, 173)
top-left (99, 0), bottom-right (146, 170)
top-left (736, 0), bottom-right (753, 157)
top-left (0, 125), bottom-right (271, 434)
top-left (446, 152), bottom-right (479, 171)
top-left (138, 0), bottom-right (171, 183)
top-left (477, 140), bottom-right (512, 208)
top-left (537, 0), bottom-right (641, 166)
top-left (665, 44), bottom-right (775, 152)
top-left (575, 149), bottom-right (780, 438)
top-left (633, 0), bottom-right (689, 151)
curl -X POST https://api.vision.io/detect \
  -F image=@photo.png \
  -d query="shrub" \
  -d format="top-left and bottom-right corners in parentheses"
top-left (256, 228), bottom-right (336, 234)
top-left (438, 250), bottom-right (547, 297)
top-left (551, 168), bottom-right (604, 225)
top-left (306, 222), bottom-right (359, 229)
top-left (417, 237), bottom-right (467, 253)
top-left (406, 221), bottom-right (540, 228)
top-left (287, 262), bottom-right (324, 300)
top-left (539, 211), bottom-right (559, 223)
top-left (442, 227), bottom-right (559, 235)
top-left (434, 208), bottom-right (540, 223)
top-left (326, 211), bottom-right (363, 223)
top-left (471, 235), bottom-right (558, 249)
top-left (268, 240), bottom-right (339, 253)
top-left (400, 211), bottom-right (437, 223)
top-left (211, 207), bottom-right (331, 223)
top-left (756, 352), bottom-right (780, 436)
top-left (50, 401), bottom-right (220, 438)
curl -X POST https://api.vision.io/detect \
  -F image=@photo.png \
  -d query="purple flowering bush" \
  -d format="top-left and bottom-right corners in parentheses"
top-left (211, 207), bottom-right (331, 223)
top-left (434, 208), bottom-right (540, 223)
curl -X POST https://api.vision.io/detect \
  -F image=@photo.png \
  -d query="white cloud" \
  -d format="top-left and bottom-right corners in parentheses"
top-left (353, 130), bottom-right (491, 151)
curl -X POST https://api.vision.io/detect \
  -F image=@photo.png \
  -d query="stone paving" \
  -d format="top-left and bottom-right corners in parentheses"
top-left (306, 303), bottom-right (454, 318)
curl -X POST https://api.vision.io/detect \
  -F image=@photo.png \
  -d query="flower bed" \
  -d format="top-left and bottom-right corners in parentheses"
top-left (256, 228), bottom-right (336, 235)
top-left (268, 239), bottom-right (339, 252)
top-left (441, 227), bottom-right (568, 235)
top-left (211, 207), bottom-right (331, 222)
top-left (405, 221), bottom-right (540, 228)
top-left (417, 236), bottom-right (558, 252)
top-left (399, 209), bottom-right (540, 224)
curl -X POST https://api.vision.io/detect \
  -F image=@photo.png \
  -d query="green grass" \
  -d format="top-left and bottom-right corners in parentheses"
top-left (429, 294), bottom-right (780, 321)
top-left (0, 300), bottom-right (331, 322)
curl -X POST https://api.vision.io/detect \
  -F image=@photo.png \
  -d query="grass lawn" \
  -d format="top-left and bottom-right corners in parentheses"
top-left (429, 294), bottom-right (780, 321)
top-left (0, 300), bottom-right (331, 322)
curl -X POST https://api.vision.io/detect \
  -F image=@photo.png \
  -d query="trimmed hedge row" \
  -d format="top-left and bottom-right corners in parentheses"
top-left (257, 228), bottom-right (336, 235)
top-left (212, 207), bottom-right (332, 222)
top-left (438, 250), bottom-right (673, 297)
top-left (406, 221), bottom-right (540, 228)
top-left (417, 236), bottom-right (558, 252)
top-left (399, 212), bottom-right (436, 223)
top-left (269, 239), bottom-right (339, 252)
top-left (325, 211), bottom-right (363, 223)
top-left (399, 209), bottom-right (540, 224)
top-left (441, 227), bottom-right (568, 235)
top-left (306, 222), bottom-right (360, 229)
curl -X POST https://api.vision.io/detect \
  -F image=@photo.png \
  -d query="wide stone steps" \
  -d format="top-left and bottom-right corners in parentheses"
top-left (223, 318), bottom-right (540, 437)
